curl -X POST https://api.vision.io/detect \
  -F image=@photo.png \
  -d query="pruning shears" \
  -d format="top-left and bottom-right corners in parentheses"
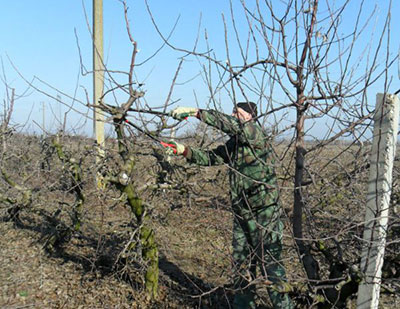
top-left (160, 141), bottom-right (178, 154)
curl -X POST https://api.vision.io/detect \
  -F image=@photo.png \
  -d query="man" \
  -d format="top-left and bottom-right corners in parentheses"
top-left (162, 102), bottom-right (293, 309)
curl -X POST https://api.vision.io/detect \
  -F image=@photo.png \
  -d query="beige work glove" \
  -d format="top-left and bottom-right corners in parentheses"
top-left (170, 106), bottom-right (198, 120)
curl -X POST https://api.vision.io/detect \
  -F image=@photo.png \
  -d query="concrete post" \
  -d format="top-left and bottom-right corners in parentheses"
top-left (356, 93), bottom-right (399, 308)
top-left (93, 0), bottom-right (105, 154)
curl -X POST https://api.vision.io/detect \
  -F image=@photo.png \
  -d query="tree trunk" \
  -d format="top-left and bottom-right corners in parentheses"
top-left (293, 106), bottom-right (320, 282)
top-left (114, 119), bottom-right (159, 299)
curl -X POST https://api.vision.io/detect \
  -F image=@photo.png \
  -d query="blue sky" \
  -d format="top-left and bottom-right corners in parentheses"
top-left (0, 0), bottom-right (399, 137)
top-left (0, 0), bottom-right (240, 134)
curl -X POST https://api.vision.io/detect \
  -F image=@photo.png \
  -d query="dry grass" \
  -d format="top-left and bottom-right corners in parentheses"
top-left (0, 134), bottom-right (399, 308)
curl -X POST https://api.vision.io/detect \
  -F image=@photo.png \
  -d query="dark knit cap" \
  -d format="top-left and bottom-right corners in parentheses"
top-left (236, 102), bottom-right (257, 117)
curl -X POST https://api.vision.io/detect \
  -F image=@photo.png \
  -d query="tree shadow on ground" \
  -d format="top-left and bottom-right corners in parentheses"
top-left (158, 255), bottom-right (233, 308)
top-left (3, 210), bottom-right (233, 308)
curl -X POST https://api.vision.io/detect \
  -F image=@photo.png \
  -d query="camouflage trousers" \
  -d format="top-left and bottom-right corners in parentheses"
top-left (231, 192), bottom-right (293, 309)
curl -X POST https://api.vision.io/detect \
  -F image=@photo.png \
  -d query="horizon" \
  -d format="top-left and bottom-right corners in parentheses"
top-left (1, 0), bottom-right (399, 140)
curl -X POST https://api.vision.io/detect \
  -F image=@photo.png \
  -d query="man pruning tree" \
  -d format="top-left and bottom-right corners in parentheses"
top-left (162, 102), bottom-right (293, 309)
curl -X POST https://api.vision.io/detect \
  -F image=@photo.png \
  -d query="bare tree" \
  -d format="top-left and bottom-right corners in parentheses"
top-left (143, 0), bottom-right (398, 306)
top-left (1, 0), bottom-right (398, 307)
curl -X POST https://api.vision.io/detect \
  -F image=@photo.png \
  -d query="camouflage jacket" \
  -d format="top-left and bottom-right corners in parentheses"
top-left (185, 110), bottom-right (279, 209)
